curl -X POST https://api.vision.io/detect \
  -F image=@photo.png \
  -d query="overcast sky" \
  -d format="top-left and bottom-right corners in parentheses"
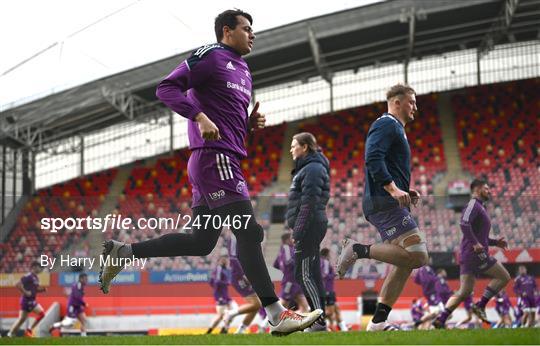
top-left (0, 0), bottom-right (382, 108)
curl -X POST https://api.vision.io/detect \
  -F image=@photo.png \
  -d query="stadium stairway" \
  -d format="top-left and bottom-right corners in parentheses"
top-left (259, 118), bottom-right (307, 270)
top-left (87, 165), bottom-right (133, 259)
top-left (433, 92), bottom-right (471, 204)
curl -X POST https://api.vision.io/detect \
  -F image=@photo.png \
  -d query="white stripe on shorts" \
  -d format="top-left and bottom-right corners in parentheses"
top-left (216, 154), bottom-right (225, 181)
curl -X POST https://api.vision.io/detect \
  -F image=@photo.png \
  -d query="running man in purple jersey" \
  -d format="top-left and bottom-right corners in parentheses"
top-left (513, 265), bottom-right (537, 327)
top-left (222, 232), bottom-right (262, 334)
top-left (273, 233), bottom-right (309, 313)
top-left (320, 248), bottom-right (348, 331)
top-left (433, 179), bottom-right (510, 328)
top-left (337, 84), bottom-right (428, 332)
top-left (494, 290), bottom-right (512, 328)
top-left (51, 273), bottom-right (88, 337)
top-left (207, 256), bottom-right (235, 334)
top-left (98, 9), bottom-right (321, 336)
top-left (7, 262), bottom-right (46, 337)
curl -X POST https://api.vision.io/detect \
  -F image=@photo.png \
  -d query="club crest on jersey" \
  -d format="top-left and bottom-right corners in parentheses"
top-left (226, 61), bottom-right (236, 70)
top-left (402, 214), bottom-right (413, 226)
top-left (236, 181), bottom-right (247, 193)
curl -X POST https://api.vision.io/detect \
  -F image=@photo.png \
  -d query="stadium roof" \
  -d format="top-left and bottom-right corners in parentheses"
top-left (1, 0), bottom-right (539, 149)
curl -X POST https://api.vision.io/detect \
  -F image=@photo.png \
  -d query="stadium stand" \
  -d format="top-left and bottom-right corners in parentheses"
top-left (0, 170), bottom-right (117, 272)
top-left (452, 78), bottom-right (540, 249)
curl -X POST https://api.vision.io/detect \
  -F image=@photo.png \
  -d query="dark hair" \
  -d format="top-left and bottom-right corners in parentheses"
top-left (292, 132), bottom-right (319, 153)
top-left (436, 268), bottom-right (445, 275)
top-left (79, 273), bottom-right (88, 279)
top-left (386, 83), bottom-right (416, 101)
top-left (320, 248), bottom-right (330, 257)
top-left (470, 178), bottom-right (487, 191)
top-left (31, 261), bottom-right (40, 268)
top-left (215, 9), bottom-right (253, 42)
top-left (281, 232), bottom-right (291, 243)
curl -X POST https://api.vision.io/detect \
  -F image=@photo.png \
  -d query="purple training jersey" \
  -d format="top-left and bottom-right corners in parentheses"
top-left (513, 274), bottom-right (537, 309)
top-left (67, 281), bottom-right (86, 318)
top-left (209, 265), bottom-right (232, 305)
top-left (156, 43), bottom-right (252, 159)
top-left (459, 198), bottom-right (497, 275)
top-left (495, 291), bottom-right (512, 316)
top-left (435, 276), bottom-right (453, 305)
top-left (19, 272), bottom-right (39, 311)
top-left (411, 299), bottom-right (424, 323)
top-left (273, 243), bottom-right (303, 301)
top-left (320, 257), bottom-right (335, 293)
top-left (414, 266), bottom-right (439, 305)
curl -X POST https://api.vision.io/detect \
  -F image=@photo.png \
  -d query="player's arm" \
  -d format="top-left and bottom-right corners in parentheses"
top-left (156, 49), bottom-right (220, 140)
top-left (365, 122), bottom-right (411, 207)
top-left (15, 281), bottom-right (31, 297)
top-left (273, 255), bottom-right (280, 270)
top-left (488, 237), bottom-right (508, 249)
top-left (460, 203), bottom-right (482, 252)
top-left (37, 285), bottom-right (47, 292)
top-left (292, 164), bottom-right (324, 243)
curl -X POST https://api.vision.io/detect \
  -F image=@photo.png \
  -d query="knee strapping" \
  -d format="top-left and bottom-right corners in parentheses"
top-left (400, 231), bottom-right (428, 254)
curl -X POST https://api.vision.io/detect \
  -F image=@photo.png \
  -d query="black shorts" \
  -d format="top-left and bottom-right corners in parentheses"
top-left (325, 291), bottom-right (336, 306)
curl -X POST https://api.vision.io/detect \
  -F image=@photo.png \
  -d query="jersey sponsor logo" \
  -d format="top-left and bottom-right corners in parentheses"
top-left (226, 61), bottom-right (236, 70)
top-left (209, 190), bottom-right (226, 201)
top-left (243, 69), bottom-right (250, 77)
top-left (385, 227), bottom-right (397, 237)
top-left (226, 81), bottom-right (251, 96)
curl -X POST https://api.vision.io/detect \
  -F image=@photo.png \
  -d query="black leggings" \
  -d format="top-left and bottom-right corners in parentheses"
top-left (131, 200), bottom-right (278, 306)
top-left (294, 224), bottom-right (326, 315)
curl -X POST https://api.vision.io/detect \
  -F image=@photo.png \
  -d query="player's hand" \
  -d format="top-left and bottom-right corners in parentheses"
top-left (472, 243), bottom-right (484, 253)
top-left (495, 237), bottom-right (508, 250)
top-left (24, 290), bottom-right (32, 297)
top-left (249, 101), bottom-right (265, 131)
top-left (391, 188), bottom-right (411, 208)
top-left (409, 189), bottom-right (421, 207)
top-left (195, 112), bottom-right (221, 141)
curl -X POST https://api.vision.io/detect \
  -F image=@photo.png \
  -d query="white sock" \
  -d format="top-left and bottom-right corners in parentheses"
top-left (81, 331), bottom-right (87, 337)
top-left (265, 302), bottom-right (287, 325)
top-left (53, 322), bottom-right (60, 328)
top-left (339, 321), bottom-right (348, 331)
top-left (228, 306), bottom-right (239, 318)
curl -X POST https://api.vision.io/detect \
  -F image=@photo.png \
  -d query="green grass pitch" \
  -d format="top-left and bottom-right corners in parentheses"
top-left (2, 328), bottom-right (539, 345)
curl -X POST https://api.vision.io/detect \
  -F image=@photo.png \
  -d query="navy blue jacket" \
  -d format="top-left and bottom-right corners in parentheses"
top-left (362, 113), bottom-right (411, 217)
top-left (286, 150), bottom-right (330, 241)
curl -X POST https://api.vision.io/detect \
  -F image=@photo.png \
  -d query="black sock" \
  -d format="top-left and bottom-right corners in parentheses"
top-left (353, 244), bottom-right (371, 258)
top-left (372, 302), bottom-right (392, 323)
